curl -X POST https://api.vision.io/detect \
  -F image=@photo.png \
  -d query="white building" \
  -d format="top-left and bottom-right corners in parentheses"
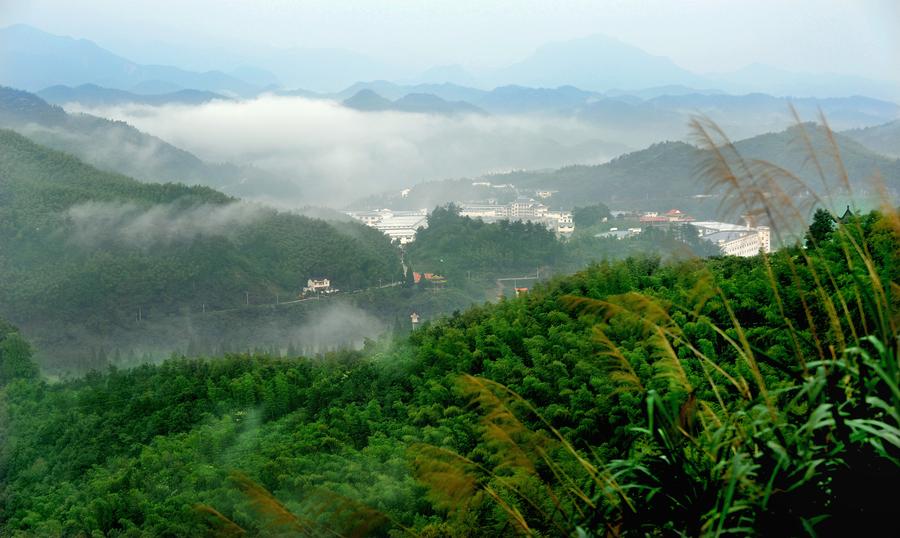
top-left (691, 221), bottom-right (772, 257)
top-left (346, 208), bottom-right (428, 245)
top-left (303, 278), bottom-right (336, 295)
top-left (458, 199), bottom-right (574, 237)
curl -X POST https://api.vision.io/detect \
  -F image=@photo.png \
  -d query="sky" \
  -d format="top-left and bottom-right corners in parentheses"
top-left (1, 0), bottom-right (898, 81)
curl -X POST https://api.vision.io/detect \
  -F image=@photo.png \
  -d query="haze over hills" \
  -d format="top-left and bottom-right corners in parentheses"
top-left (0, 86), bottom-right (300, 203)
top-left (0, 128), bottom-right (404, 368)
top-left (842, 120), bottom-right (900, 158)
top-left (37, 84), bottom-right (230, 107)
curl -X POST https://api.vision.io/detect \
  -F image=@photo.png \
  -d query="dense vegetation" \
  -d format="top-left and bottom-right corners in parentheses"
top-left (0, 129), bottom-right (403, 371)
top-left (406, 204), bottom-right (564, 282)
top-left (2, 204), bottom-right (896, 536)
top-left (406, 204), bottom-right (720, 290)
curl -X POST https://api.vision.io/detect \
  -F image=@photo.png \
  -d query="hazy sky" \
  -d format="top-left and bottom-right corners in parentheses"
top-left (1, 0), bottom-right (897, 80)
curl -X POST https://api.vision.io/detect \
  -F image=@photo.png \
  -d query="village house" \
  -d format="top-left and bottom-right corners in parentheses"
top-left (302, 278), bottom-right (336, 296)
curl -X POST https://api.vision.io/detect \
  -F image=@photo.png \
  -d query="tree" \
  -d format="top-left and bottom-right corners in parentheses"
top-left (0, 319), bottom-right (38, 384)
top-left (805, 207), bottom-right (834, 248)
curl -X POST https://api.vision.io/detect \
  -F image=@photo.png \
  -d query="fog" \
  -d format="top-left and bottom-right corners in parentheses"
top-left (66, 95), bottom-right (629, 207)
top-left (66, 200), bottom-right (265, 247)
top-left (34, 300), bottom-right (389, 375)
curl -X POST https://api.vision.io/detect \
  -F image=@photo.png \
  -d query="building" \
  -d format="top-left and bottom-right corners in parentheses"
top-left (303, 278), bottom-right (336, 295)
top-left (691, 221), bottom-right (772, 257)
top-left (595, 227), bottom-right (642, 240)
top-left (346, 208), bottom-right (429, 245)
top-left (413, 272), bottom-right (447, 285)
top-left (640, 209), bottom-right (695, 225)
top-left (457, 199), bottom-right (574, 237)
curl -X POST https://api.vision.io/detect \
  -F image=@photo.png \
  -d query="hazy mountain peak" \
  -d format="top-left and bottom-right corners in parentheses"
top-left (493, 33), bottom-right (707, 91)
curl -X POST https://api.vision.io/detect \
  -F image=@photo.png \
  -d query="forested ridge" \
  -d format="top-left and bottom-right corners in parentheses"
top-left (0, 129), bottom-right (403, 370)
top-left (2, 207), bottom-right (897, 536)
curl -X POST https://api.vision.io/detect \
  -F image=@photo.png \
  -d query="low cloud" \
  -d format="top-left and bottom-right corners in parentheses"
top-left (67, 95), bottom-right (628, 207)
top-left (66, 200), bottom-right (266, 247)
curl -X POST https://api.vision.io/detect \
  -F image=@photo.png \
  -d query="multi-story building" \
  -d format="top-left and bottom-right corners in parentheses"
top-left (346, 209), bottom-right (429, 245)
top-left (691, 221), bottom-right (772, 257)
top-left (458, 199), bottom-right (574, 237)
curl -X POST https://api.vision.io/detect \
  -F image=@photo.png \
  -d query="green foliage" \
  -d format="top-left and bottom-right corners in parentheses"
top-left (0, 129), bottom-right (403, 368)
top-left (406, 204), bottom-right (563, 281)
top-left (2, 209), bottom-right (895, 536)
top-left (0, 319), bottom-right (38, 385)
top-left (571, 203), bottom-right (611, 228)
top-left (805, 207), bottom-right (835, 248)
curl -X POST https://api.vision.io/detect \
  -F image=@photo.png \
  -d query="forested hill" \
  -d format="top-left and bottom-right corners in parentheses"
top-left (362, 123), bottom-right (900, 217)
top-left (500, 124), bottom-right (900, 209)
top-left (842, 119), bottom-right (900, 158)
top-left (1, 209), bottom-right (897, 536)
top-left (0, 129), bottom-right (403, 367)
top-left (0, 86), bottom-right (297, 200)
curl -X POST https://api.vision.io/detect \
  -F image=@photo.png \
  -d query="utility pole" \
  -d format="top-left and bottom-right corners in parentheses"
top-left (138, 306), bottom-right (142, 322)
top-left (276, 293), bottom-right (279, 305)
top-left (202, 303), bottom-right (206, 313)
top-left (245, 291), bottom-right (249, 306)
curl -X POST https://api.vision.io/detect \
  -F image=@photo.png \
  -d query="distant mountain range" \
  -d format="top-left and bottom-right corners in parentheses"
top-left (0, 86), bottom-right (297, 201)
top-left (37, 84), bottom-right (230, 107)
top-left (330, 82), bottom-right (899, 147)
top-left (0, 24), bottom-right (260, 96)
top-left (3, 24), bottom-right (899, 101)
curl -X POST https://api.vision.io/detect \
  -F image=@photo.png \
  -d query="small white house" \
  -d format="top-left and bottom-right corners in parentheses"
top-left (303, 278), bottom-right (336, 295)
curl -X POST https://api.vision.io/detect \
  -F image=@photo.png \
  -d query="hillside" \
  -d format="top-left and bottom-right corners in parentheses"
top-left (842, 120), bottom-right (900, 158)
top-left (0, 129), bottom-right (403, 369)
top-left (362, 124), bottom-right (900, 218)
top-left (2, 209), bottom-right (897, 536)
top-left (37, 83), bottom-right (230, 107)
top-left (0, 86), bottom-right (299, 201)
top-left (342, 89), bottom-right (486, 115)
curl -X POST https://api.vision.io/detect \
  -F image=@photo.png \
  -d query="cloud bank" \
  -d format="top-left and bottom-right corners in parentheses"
top-left (67, 200), bottom-right (265, 247)
top-left (67, 95), bottom-right (628, 207)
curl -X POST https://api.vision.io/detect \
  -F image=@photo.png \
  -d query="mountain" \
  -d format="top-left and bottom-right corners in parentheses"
top-left (0, 128), bottom-right (403, 365)
top-left (333, 82), bottom-right (898, 146)
top-left (0, 86), bottom-right (298, 201)
top-left (342, 89), bottom-right (486, 116)
top-left (37, 84), bottom-right (230, 107)
top-left (492, 34), bottom-right (708, 91)
top-left (0, 24), bottom-right (259, 96)
top-left (334, 80), bottom-right (489, 102)
top-left (842, 120), bottom-right (900, 158)
top-left (342, 89), bottom-right (394, 111)
top-left (361, 124), bottom-right (900, 217)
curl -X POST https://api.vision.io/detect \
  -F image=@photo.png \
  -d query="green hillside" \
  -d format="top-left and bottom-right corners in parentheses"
top-left (0, 129), bottom-right (403, 369)
top-left (2, 209), bottom-right (897, 536)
